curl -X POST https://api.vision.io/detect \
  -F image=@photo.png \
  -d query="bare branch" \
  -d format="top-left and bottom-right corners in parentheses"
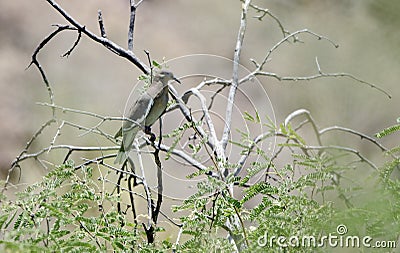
top-left (252, 69), bottom-right (391, 99)
top-left (319, 126), bottom-right (390, 153)
top-left (63, 121), bottom-right (116, 143)
top-left (190, 88), bottom-right (219, 148)
top-left (304, 145), bottom-right (378, 170)
top-left (171, 77), bottom-right (231, 117)
top-left (128, 0), bottom-right (136, 51)
top-left (27, 25), bottom-right (76, 116)
top-left (193, 77), bottom-right (231, 91)
top-left (186, 88), bottom-right (226, 177)
top-left (48, 120), bottom-right (65, 153)
top-left (152, 119), bottom-right (163, 225)
top-left (284, 109), bottom-right (322, 146)
top-left (251, 29), bottom-right (339, 75)
top-left (75, 153), bottom-right (118, 169)
top-left (97, 10), bottom-right (107, 38)
top-left (2, 119), bottom-right (56, 193)
top-left (133, 141), bottom-right (155, 242)
top-left (45, 0), bottom-right (150, 74)
top-left (135, 0), bottom-right (145, 7)
top-left (247, 1), bottom-right (290, 38)
top-left (168, 85), bottom-right (215, 150)
top-left (13, 145), bottom-right (118, 165)
top-left (240, 58), bottom-right (391, 99)
top-left (157, 143), bottom-right (208, 172)
top-left (221, 0), bottom-right (251, 151)
top-left (173, 225), bottom-right (184, 252)
top-left (37, 102), bottom-right (123, 122)
top-left (61, 29), bottom-right (81, 57)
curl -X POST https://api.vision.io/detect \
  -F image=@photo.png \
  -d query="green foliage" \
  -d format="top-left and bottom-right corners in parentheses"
top-left (137, 59), bottom-right (164, 87)
top-left (3, 114), bottom-right (400, 252)
top-left (164, 122), bottom-right (193, 160)
top-left (243, 111), bottom-right (261, 124)
top-left (0, 162), bottom-right (169, 252)
top-left (376, 121), bottom-right (400, 156)
top-left (375, 123), bottom-right (400, 138)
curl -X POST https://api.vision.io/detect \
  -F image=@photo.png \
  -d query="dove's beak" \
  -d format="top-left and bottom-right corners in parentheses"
top-left (174, 77), bottom-right (181, 84)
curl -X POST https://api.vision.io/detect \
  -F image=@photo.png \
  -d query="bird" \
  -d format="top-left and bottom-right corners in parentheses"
top-left (114, 71), bottom-right (180, 164)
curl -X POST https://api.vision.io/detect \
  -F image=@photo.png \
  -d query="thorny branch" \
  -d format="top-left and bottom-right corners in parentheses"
top-left (240, 29), bottom-right (390, 98)
top-left (62, 28), bottom-right (82, 57)
top-left (246, 1), bottom-right (290, 38)
top-left (27, 24), bottom-right (77, 116)
top-left (235, 108), bottom-right (391, 179)
top-left (45, 0), bottom-right (150, 74)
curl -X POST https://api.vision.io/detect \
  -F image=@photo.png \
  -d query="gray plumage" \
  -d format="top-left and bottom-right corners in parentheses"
top-left (114, 71), bottom-right (180, 164)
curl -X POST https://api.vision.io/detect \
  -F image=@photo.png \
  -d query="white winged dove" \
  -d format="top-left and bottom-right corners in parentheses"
top-left (114, 71), bottom-right (180, 164)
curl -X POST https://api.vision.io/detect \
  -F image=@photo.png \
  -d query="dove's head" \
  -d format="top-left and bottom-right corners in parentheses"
top-left (155, 71), bottom-right (181, 84)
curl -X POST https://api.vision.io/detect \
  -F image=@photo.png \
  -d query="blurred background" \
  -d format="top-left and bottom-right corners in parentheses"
top-left (0, 0), bottom-right (399, 185)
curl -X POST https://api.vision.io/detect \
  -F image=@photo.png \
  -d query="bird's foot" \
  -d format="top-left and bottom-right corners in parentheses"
top-left (145, 126), bottom-right (156, 142)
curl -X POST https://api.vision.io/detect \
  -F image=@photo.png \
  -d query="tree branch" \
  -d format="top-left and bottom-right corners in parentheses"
top-left (45, 0), bottom-right (150, 74)
top-left (97, 10), bottom-right (107, 38)
top-left (284, 109), bottom-right (322, 146)
top-left (27, 25), bottom-right (76, 116)
top-left (61, 28), bottom-right (82, 57)
top-left (319, 126), bottom-right (392, 154)
top-left (247, 1), bottom-right (289, 38)
top-left (221, 0), bottom-right (251, 151)
top-left (303, 145), bottom-right (378, 170)
top-left (128, 0), bottom-right (136, 51)
top-left (168, 85), bottom-right (215, 150)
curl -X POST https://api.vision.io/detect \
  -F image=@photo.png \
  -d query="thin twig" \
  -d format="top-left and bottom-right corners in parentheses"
top-left (38, 102), bottom-right (138, 125)
top-left (247, 29), bottom-right (339, 76)
top-left (128, 174), bottom-right (138, 227)
top-left (187, 89), bottom-right (223, 177)
top-left (1, 119), bottom-right (56, 194)
top-left (48, 120), bottom-right (65, 153)
top-left (27, 25), bottom-right (75, 116)
top-left (246, 1), bottom-right (290, 38)
top-left (72, 153), bottom-right (117, 168)
top-left (303, 145), bottom-right (378, 170)
top-left (251, 69), bottom-right (391, 99)
top-left (168, 85), bottom-right (215, 150)
top-left (104, 178), bottom-right (181, 227)
top-left (97, 10), bottom-right (107, 38)
top-left (63, 121), bottom-right (115, 143)
top-left (14, 145), bottom-right (118, 165)
top-left (319, 126), bottom-right (391, 154)
top-left (61, 29), bottom-right (81, 57)
top-left (284, 109), bottom-right (322, 146)
top-left (128, 0), bottom-right (136, 51)
top-left (151, 119), bottom-right (163, 225)
top-left (190, 89), bottom-right (219, 150)
top-left (157, 143), bottom-right (208, 171)
top-left (133, 141), bottom-right (153, 237)
top-left (173, 225), bottom-right (185, 253)
top-left (45, 0), bottom-right (150, 74)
